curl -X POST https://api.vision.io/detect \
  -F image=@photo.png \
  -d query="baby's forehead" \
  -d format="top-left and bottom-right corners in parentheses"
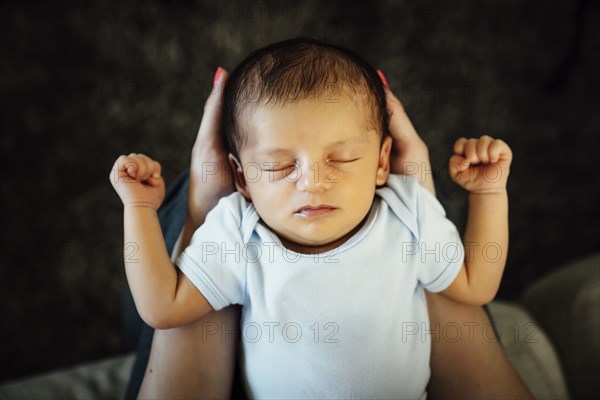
top-left (239, 88), bottom-right (376, 138)
top-left (236, 117), bottom-right (377, 162)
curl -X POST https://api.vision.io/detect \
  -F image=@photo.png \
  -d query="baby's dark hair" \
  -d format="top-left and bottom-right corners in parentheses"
top-left (222, 37), bottom-right (389, 159)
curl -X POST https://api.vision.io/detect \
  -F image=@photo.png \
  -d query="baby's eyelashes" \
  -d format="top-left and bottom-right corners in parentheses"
top-left (260, 162), bottom-right (296, 172)
top-left (327, 158), bottom-right (360, 163)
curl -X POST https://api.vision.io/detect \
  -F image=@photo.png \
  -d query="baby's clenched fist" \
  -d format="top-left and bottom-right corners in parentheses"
top-left (448, 135), bottom-right (512, 194)
top-left (109, 153), bottom-right (165, 210)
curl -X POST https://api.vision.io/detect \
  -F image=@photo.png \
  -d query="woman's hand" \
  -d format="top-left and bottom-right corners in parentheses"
top-left (188, 67), bottom-right (235, 227)
top-left (171, 67), bottom-right (236, 261)
top-left (110, 153), bottom-right (165, 210)
top-left (379, 70), bottom-right (435, 195)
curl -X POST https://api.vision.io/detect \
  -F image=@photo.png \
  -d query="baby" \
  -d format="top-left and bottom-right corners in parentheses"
top-left (110, 38), bottom-right (512, 398)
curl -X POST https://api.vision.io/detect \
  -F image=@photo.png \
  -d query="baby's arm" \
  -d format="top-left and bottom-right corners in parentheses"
top-left (110, 153), bottom-right (213, 329)
top-left (442, 136), bottom-right (512, 305)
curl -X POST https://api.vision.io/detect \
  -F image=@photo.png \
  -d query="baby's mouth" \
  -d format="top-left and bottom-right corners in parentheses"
top-left (295, 205), bottom-right (337, 217)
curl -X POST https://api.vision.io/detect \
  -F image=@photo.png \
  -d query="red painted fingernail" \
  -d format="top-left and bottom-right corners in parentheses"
top-left (377, 69), bottom-right (389, 89)
top-left (213, 66), bottom-right (224, 86)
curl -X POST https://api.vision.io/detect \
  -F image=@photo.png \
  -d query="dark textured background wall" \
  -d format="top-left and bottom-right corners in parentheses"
top-left (1, 0), bottom-right (599, 383)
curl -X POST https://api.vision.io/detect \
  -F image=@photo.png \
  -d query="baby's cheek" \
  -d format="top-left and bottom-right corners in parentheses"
top-left (355, 187), bottom-right (377, 212)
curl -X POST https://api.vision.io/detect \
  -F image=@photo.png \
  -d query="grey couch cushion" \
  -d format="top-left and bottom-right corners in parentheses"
top-left (487, 301), bottom-right (570, 399)
top-left (521, 253), bottom-right (600, 400)
top-left (0, 354), bottom-right (134, 400)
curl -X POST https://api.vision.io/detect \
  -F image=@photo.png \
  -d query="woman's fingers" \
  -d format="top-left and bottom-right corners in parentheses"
top-left (386, 88), bottom-right (419, 141)
top-left (376, 70), bottom-right (419, 142)
top-left (194, 67), bottom-right (230, 150)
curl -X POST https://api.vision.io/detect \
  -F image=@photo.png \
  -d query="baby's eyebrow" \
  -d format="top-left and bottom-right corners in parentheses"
top-left (325, 139), bottom-right (368, 148)
top-left (261, 147), bottom-right (294, 156)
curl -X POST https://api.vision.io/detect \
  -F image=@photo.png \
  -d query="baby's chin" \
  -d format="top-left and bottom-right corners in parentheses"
top-left (276, 237), bottom-right (343, 255)
top-left (275, 226), bottom-right (362, 255)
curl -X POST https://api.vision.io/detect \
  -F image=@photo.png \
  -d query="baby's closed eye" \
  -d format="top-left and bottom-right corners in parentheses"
top-left (327, 157), bottom-right (360, 163)
top-left (260, 162), bottom-right (296, 172)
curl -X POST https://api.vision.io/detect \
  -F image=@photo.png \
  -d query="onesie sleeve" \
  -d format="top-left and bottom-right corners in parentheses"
top-left (414, 185), bottom-right (464, 293)
top-left (174, 193), bottom-right (251, 311)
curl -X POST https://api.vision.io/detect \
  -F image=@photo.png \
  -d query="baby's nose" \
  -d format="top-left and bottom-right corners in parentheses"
top-left (295, 161), bottom-right (333, 193)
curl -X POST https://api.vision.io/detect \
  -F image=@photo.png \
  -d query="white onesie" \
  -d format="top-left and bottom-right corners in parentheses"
top-left (176, 174), bottom-right (464, 399)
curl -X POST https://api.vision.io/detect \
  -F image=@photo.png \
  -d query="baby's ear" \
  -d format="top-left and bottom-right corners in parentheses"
top-left (376, 136), bottom-right (393, 186)
top-left (228, 154), bottom-right (252, 201)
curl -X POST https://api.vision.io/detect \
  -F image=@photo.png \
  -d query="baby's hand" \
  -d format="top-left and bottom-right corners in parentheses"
top-left (449, 135), bottom-right (512, 194)
top-left (109, 153), bottom-right (165, 210)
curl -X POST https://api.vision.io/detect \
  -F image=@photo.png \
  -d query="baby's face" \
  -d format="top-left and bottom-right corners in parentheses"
top-left (232, 95), bottom-right (391, 253)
